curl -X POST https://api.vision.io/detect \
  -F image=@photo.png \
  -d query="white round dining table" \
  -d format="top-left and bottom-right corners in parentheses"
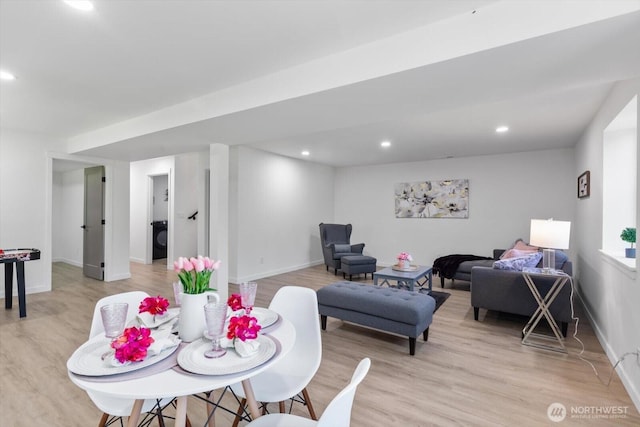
top-left (68, 318), bottom-right (296, 427)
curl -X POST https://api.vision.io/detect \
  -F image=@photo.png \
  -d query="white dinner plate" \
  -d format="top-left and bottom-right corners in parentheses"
top-left (137, 307), bottom-right (180, 328)
top-left (67, 338), bottom-right (179, 376)
top-left (251, 307), bottom-right (279, 329)
top-left (177, 335), bottom-right (276, 375)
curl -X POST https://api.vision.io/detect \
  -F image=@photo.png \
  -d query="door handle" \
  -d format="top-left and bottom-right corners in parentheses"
top-left (81, 225), bottom-right (86, 229)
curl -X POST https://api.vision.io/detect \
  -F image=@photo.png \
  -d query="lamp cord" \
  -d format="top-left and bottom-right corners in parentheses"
top-left (568, 276), bottom-right (640, 386)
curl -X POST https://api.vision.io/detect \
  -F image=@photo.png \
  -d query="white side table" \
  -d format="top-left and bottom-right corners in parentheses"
top-left (521, 267), bottom-right (570, 353)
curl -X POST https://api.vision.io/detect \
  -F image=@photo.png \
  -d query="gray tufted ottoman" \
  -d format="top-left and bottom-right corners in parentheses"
top-left (317, 281), bottom-right (436, 355)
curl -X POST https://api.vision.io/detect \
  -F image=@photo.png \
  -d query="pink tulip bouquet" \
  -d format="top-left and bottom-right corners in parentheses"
top-left (174, 256), bottom-right (221, 294)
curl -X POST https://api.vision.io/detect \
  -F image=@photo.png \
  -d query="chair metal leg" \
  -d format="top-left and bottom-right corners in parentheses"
top-left (232, 398), bottom-right (246, 427)
top-left (301, 388), bottom-right (317, 420)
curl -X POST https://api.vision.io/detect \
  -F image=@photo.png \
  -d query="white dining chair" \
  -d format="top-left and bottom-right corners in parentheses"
top-left (243, 358), bottom-right (371, 427)
top-left (87, 291), bottom-right (185, 427)
top-left (230, 286), bottom-right (322, 426)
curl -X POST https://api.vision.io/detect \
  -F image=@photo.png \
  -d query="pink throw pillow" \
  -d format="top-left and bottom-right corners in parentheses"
top-left (501, 248), bottom-right (538, 259)
top-left (514, 240), bottom-right (538, 252)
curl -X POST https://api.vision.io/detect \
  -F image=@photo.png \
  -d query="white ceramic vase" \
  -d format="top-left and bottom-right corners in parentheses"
top-left (178, 291), bottom-right (220, 342)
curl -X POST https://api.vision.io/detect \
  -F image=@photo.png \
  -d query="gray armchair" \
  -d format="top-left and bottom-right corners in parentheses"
top-left (319, 223), bottom-right (365, 275)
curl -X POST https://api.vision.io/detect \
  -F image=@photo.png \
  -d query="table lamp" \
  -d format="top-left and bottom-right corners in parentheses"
top-left (529, 219), bottom-right (571, 273)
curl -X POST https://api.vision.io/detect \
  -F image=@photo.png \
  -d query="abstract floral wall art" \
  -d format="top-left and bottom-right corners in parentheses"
top-left (395, 179), bottom-right (469, 218)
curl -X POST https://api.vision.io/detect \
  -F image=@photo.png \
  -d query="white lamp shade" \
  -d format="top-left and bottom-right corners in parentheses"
top-left (529, 219), bottom-right (571, 249)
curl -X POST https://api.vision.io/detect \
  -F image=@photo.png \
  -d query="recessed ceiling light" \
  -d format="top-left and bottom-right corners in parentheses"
top-left (380, 141), bottom-right (391, 148)
top-left (0, 70), bottom-right (16, 81)
top-left (301, 150), bottom-right (310, 156)
top-left (63, 1), bottom-right (94, 11)
top-left (496, 126), bottom-right (509, 133)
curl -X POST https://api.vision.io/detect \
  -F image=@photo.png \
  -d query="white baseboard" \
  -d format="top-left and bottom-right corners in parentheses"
top-left (575, 289), bottom-right (640, 413)
top-left (105, 272), bottom-right (132, 281)
top-left (0, 283), bottom-right (50, 299)
top-left (53, 258), bottom-right (82, 268)
top-left (129, 257), bottom-right (146, 264)
top-left (230, 260), bottom-right (324, 284)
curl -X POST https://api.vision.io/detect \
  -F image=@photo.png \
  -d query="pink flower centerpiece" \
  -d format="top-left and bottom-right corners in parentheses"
top-left (397, 252), bottom-right (413, 268)
top-left (226, 293), bottom-right (261, 351)
top-left (111, 326), bottom-right (155, 364)
top-left (227, 293), bottom-right (243, 312)
top-left (227, 314), bottom-right (261, 342)
top-left (174, 256), bottom-right (221, 294)
top-left (139, 295), bottom-right (169, 322)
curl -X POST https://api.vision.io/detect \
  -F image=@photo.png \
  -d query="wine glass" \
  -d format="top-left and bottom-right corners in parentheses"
top-left (100, 303), bottom-right (128, 339)
top-left (239, 282), bottom-right (257, 315)
top-left (204, 302), bottom-right (228, 358)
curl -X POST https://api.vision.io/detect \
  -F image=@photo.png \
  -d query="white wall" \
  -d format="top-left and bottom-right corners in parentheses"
top-left (173, 153), bottom-right (200, 260)
top-left (52, 169), bottom-right (84, 266)
top-left (52, 172), bottom-right (64, 262)
top-left (130, 157), bottom-right (174, 264)
top-left (231, 147), bottom-right (335, 282)
top-left (0, 130), bottom-right (64, 296)
top-left (196, 152), bottom-right (211, 256)
top-left (152, 175), bottom-right (169, 221)
top-left (105, 160), bottom-right (132, 281)
top-left (574, 77), bottom-right (640, 411)
top-left (335, 149), bottom-right (576, 266)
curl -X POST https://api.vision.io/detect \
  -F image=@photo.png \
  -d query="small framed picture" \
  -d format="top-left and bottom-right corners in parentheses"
top-left (578, 171), bottom-right (590, 199)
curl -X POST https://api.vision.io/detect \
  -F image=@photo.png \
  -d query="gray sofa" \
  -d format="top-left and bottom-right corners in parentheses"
top-left (470, 251), bottom-right (573, 336)
top-left (437, 250), bottom-right (502, 287)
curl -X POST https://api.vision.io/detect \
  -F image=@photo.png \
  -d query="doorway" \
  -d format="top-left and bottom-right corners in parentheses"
top-left (83, 166), bottom-right (105, 280)
top-left (151, 174), bottom-right (169, 261)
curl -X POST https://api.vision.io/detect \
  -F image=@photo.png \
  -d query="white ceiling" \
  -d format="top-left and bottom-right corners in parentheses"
top-left (1, 0), bottom-right (639, 167)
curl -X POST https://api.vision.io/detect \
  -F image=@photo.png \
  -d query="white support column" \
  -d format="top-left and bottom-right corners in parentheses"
top-left (209, 144), bottom-right (229, 300)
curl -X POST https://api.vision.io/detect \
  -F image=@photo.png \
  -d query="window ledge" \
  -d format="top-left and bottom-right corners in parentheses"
top-left (599, 249), bottom-right (636, 278)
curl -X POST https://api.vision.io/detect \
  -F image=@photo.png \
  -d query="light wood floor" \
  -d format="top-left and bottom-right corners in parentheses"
top-left (1, 261), bottom-right (638, 426)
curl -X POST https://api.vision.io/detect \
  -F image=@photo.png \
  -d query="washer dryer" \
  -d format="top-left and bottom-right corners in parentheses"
top-left (152, 220), bottom-right (168, 259)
